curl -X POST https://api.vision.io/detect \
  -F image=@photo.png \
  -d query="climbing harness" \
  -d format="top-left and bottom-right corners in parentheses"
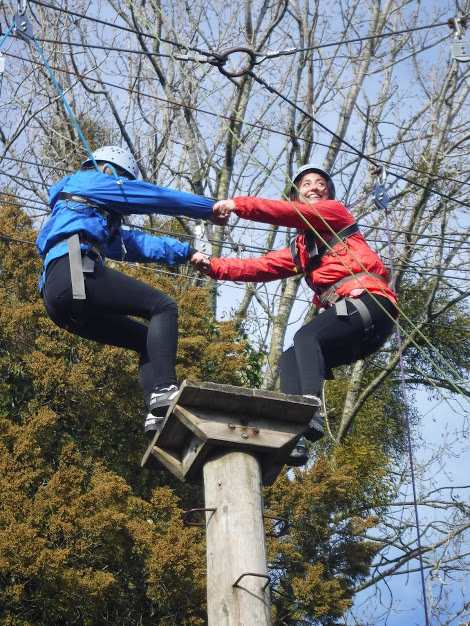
top-left (49, 232), bottom-right (104, 301)
top-left (58, 192), bottom-right (123, 242)
top-left (315, 272), bottom-right (387, 310)
top-left (57, 191), bottom-right (123, 300)
top-left (449, 17), bottom-right (470, 63)
top-left (315, 273), bottom-right (389, 343)
top-left (66, 234), bottom-right (98, 300)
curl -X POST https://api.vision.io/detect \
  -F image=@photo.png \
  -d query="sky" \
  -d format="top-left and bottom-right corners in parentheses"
top-left (348, 393), bottom-right (470, 626)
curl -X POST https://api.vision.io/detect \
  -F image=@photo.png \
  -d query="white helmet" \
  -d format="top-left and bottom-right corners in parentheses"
top-left (291, 163), bottom-right (335, 199)
top-left (82, 145), bottom-right (140, 180)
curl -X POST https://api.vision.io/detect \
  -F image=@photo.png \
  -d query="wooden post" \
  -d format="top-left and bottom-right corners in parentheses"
top-left (204, 451), bottom-right (271, 626)
top-left (142, 380), bottom-right (320, 625)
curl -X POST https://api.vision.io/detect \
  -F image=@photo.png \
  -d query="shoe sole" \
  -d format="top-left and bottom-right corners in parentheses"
top-left (149, 404), bottom-right (172, 417)
top-left (288, 456), bottom-right (308, 467)
top-left (144, 418), bottom-right (164, 440)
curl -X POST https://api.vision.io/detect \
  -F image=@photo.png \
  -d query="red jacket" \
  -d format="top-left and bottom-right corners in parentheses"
top-left (208, 196), bottom-right (397, 308)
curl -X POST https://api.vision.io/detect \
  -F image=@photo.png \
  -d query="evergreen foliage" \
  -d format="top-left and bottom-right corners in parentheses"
top-left (2, 200), bottom-right (469, 624)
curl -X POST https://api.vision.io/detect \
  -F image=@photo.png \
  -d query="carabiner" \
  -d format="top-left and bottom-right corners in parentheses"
top-left (18, 0), bottom-right (28, 16)
top-left (450, 17), bottom-right (470, 63)
top-left (378, 165), bottom-right (387, 187)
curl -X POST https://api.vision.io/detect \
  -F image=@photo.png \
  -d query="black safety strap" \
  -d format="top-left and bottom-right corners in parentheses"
top-left (58, 191), bottom-right (122, 236)
top-left (320, 272), bottom-right (389, 336)
top-left (291, 222), bottom-right (360, 270)
top-left (335, 297), bottom-right (373, 333)
top-left (315, 222), bottom-right (359, 259)
top-left (58, 192), bottom-right (97, 207)
top-left (57, 191), bottom-right (125, 300)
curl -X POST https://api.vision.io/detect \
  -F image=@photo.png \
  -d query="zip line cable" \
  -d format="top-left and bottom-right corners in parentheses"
top-left (3, 51), bottom-right (470, 197)
top-left (33, 36), bottom-right (189, 58)
top-left (0, 154), bottom-right (74, 174)
top-left (27, 0), bottom-right (217, 59)
top-left (27, 0), bottom-right (452, 64)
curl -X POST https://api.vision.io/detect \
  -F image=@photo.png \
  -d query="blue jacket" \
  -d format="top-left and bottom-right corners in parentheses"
top-left (36, 170), bottom-right (215, 291)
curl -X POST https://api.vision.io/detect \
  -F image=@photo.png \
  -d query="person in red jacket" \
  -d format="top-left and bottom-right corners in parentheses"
top-left (205, 163), bottom-right (397, 460)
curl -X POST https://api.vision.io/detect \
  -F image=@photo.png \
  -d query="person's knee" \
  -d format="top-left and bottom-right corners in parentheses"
top-left (293, 323), bottom-right (319, 349)
top-left (149, 293), bottom-right (178, 317)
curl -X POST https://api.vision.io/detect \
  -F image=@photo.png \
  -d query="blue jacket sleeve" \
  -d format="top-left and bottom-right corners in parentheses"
top-left (54, 171), bottom-right (215, 219)
top-left (106, 228), bottom-right (193, 265)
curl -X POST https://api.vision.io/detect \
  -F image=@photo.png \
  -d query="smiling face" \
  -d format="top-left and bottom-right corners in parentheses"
top-left (296, 171), bottom-right (330, 204)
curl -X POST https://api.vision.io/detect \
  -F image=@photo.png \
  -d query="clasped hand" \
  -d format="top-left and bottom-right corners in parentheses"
top-left (190, 251), bottom-right (212, 273)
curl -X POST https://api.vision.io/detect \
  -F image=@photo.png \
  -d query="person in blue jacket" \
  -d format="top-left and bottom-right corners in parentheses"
top-left (37, 145), bottom-right (216, 438)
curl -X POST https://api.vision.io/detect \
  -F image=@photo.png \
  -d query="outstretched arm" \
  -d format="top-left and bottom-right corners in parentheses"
top-left (61, 170), bottom-right (217, 220)
top-left (201, 248), bottom-right (299, 283)
top-left (214, 196), bottom-right (353, 232)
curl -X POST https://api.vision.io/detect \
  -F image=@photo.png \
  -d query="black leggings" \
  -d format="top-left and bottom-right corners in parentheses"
top-left (279, 293), bottom-right (396, 397)
top-left (42, 254), bottom-right (178, 408)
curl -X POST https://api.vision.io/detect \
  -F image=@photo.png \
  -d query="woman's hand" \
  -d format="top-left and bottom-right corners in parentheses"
top-left (190, 251), bottom-right (211, 273)
top-left (212, 199), bottom-right (236, 220)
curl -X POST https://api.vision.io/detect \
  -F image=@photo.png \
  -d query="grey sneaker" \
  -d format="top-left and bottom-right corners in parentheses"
top-left (144, 414), bottom-right (164, 440)
top-left (148, 384), bottom-right (179, 417)
top-left (288, 438), bottom-right (308, 467)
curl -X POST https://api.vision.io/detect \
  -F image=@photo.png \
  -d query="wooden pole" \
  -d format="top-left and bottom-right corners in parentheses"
top-left (204, 450), bottom-right (272, 626)
top-left (142, 381), bottom-right (319, 624)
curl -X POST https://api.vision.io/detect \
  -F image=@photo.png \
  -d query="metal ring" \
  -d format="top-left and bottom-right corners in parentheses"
top-left (215, 47), bottom-right (257, 77)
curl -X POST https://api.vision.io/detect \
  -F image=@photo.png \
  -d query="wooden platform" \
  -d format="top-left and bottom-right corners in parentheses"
top-left (141, 380), bottom-right (319, 485)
